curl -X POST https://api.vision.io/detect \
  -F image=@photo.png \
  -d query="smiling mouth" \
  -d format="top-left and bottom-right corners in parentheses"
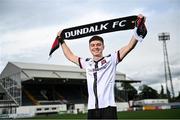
top-left (94, 50), bottom-right (99, 53)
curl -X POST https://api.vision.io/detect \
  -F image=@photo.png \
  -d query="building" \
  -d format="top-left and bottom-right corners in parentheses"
top-left (0, 62), bottom-right (128, 118)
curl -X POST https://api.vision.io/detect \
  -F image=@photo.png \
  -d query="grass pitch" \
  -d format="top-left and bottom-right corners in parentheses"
top-left (22, 109), bottom-right (180, 119)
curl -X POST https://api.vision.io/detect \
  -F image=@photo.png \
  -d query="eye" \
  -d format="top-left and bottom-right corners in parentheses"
top-left (90, 44), bottom-right (95, 47)
top-left (97, 43), bottom-right (102, 46)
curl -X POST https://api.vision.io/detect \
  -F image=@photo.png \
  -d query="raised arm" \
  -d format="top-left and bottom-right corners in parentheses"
top-left (57, 31), bottom-right (79, 65)
top-left (118, 14), bottom-right (147, 61)
top-left (118, 36), bottom-right (138, 61)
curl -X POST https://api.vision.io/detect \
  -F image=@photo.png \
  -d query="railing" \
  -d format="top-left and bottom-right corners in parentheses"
top-left (0, 77), bottom-right (19, 117)
top-left (0, 82), bottom-right (19, 107)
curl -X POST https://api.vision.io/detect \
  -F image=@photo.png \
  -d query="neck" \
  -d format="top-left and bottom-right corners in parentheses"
top-left (93, 55), bottom-right (103, 61)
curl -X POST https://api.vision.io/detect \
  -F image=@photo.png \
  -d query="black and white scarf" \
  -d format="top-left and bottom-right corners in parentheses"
top-left (49, 15), bottom-right (137, 56)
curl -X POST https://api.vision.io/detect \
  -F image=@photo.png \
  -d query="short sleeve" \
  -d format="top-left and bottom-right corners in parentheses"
top-left (111, 51), bottom-right (121, 65)
top-left (78, 57), bottom-right (86, 69)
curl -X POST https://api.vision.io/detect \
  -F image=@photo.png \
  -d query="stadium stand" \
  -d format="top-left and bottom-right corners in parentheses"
top-left (0, 62), bottom-right (127, 117)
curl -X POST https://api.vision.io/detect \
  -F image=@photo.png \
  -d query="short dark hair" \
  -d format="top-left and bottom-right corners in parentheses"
top-left (89, 35), bottom-right (104, 44)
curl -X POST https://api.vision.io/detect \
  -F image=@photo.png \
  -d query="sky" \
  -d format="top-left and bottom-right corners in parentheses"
top-left (0, 0), bottom-right (180, 96)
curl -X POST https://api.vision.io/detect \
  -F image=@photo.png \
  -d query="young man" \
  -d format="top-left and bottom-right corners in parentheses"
top-left (57, 14), bottom-right (147, 119)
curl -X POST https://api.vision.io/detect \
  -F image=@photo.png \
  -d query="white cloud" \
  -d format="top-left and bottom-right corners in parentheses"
top-left (1, 27), bottom-right (52, 55)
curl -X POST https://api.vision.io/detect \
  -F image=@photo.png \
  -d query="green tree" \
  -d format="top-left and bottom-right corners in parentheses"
top-left (160, 85), bottom-right (167, 98)
top-left (138, 84), bottom-right (159, 99)
top-left (175, 92), bottom-right (180, 102)
top-left (121, 82), bottom-right (138, 101)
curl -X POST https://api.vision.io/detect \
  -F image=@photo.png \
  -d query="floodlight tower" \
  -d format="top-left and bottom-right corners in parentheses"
top-left (158, 32), bottom-right (175, 98)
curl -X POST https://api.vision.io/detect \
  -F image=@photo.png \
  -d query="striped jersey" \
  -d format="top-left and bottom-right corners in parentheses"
top-left (78, 51), bottom-right (121, 110)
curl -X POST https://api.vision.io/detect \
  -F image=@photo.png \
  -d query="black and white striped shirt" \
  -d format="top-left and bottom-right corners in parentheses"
top-left (79, 51), bottom-right (121, 110)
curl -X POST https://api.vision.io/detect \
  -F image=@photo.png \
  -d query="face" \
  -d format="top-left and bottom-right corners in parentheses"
top-left (89, 40), bottom-right (104, 57)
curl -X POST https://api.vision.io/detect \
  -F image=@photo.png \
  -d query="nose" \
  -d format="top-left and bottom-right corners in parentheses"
top-left (94, 44), bottom-right (99, 48)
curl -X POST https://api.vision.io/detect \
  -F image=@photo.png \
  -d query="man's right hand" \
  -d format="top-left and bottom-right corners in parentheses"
top-left (57, 31), bottom-right (65, 45)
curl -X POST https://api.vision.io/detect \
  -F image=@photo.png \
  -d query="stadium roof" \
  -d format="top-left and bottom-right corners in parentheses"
top-left (0, 62), bottom-right (126, 82)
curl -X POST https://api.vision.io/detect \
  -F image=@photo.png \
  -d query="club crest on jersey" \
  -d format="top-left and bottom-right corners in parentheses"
top-left (101, 59), bottom-right (107, 66)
